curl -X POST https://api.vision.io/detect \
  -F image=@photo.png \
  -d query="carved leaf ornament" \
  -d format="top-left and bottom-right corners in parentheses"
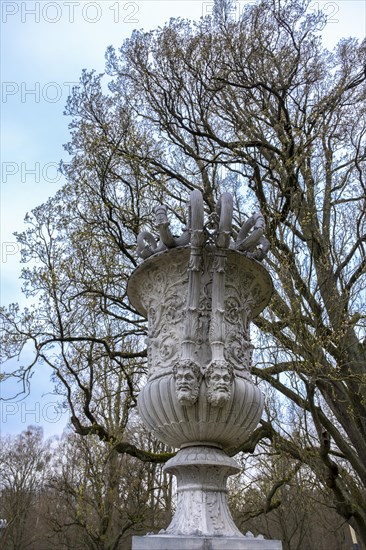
top-left (127, 191), bottom-right (272, 451)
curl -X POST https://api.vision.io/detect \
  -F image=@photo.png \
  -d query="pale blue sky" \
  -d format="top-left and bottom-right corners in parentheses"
top-left (1, 0), bottom-right (365, 439)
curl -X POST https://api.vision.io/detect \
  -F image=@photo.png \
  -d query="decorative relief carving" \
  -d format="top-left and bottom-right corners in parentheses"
top-left (137, 373), bottom-right (264, 451)
top-left (138, 257), bottom-right (189, 378)
top-left (174, 190), bottom-right (205, 404)
top-left (173, 359), bottom-right (202, 406)
top-left (224, 296), bottom-right (241, 325)
top-left (137, 244), bottom-right (269, 388)
top-left (207, 492), bottom-right (226, 533)
top-left (233, 211), bottom-right (270, 261)
top-left (128, 190), bottom-right (274, 542)
top-left (224, 332), bottom-right (253, 379)
top-left (162, 447), bottom-right (243, 538)
top-left (165, 294), bottom-right (186, 325)
top-left (205, 360), bottom-right (234, 407)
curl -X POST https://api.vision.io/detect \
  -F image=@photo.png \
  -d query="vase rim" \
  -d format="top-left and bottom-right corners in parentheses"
top-left (127, 245), bottom-right (273, 319)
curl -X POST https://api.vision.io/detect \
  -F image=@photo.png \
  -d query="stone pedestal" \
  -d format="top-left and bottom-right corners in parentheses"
top-left (132, 446), bottom-right (282, 549)
top-left (162, 446), bottom-right (242, 537)
top-left (132, 535), bottom-right (283, 549)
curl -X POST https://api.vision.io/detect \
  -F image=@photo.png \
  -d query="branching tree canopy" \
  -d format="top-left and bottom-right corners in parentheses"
top-left (0, 426), bottom-right (52, 548)
top-left (1, 0), bottom-right (365, 544)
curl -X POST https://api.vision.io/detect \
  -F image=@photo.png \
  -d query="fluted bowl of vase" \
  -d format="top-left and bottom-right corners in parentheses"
top-left (127, 244), bottom-right (272, 453)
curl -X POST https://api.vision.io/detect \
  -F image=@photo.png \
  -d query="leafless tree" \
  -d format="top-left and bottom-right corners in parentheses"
top-left (1, 0), bottom-right (365, 544)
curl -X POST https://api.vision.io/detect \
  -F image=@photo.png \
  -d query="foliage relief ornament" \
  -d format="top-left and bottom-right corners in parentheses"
top-left (136, 190), bottom-right (270, 407)
top-left (128, 190), bottom-right (276, 546)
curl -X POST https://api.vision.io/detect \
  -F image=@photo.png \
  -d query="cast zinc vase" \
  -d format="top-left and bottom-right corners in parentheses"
top-left (128, 190), bottom-right (276, 545)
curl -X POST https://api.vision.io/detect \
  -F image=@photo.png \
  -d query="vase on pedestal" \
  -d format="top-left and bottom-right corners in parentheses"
top-left (128, 191), bottom-right (282, 550)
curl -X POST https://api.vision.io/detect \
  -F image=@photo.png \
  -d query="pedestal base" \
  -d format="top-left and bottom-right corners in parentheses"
top-left (132, 447), bottom-right (283, 549)
top-left (132, 535), bottom-right (283, 549)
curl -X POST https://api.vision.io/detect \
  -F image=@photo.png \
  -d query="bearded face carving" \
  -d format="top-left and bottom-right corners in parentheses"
top-left (206, 361), bottom-right (234, 407)
top-left (173, 359), bottom-right (202, 406)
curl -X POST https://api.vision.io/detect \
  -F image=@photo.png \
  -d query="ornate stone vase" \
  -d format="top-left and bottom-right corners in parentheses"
top-left (128, 191), bottom-right (282, 549)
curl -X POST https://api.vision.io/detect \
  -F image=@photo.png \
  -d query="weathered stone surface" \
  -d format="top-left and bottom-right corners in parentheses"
top-left (132, 535), bottom-right (283, 549)
top-left (128, 246), bottom-right (270, 452)
top-left (128, 191), bottom-right (281, 549)
top-left (162, 447), bottom-right (242, 537)
top-left (137, 374), bottom-right (263, 453)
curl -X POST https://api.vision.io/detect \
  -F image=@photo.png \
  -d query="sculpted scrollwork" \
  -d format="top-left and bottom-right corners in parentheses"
top-left (224, 333), bottom-right (253, 379)
top-left (137, 204), bottom-right (190, 259)
top-left (141, 262), bottom-right (188, 378)
top-left (224, 296), bottom-right (241, 325)
top-left (130, 191), bottom-right (275, 544)
top-left (207, 491), bottom-right (226, 532)
top-left (137, 193), bottom-right (269, 262)
top-left (135, 190), bottom-right (271, 404)
top-left (234, 211), bottom-right (270, 261)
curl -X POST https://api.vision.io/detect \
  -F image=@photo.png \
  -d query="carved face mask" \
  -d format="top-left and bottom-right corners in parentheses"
top-left (206, 361), bottom-right (233, 407)
top-left (174, 360), bottom-right (201, 406)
